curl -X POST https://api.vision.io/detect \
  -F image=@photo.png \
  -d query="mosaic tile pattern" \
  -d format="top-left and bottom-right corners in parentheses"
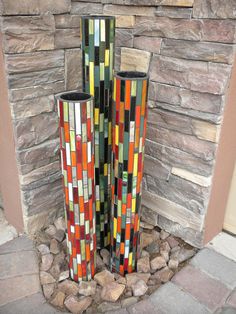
top-left (81, 16), bottom-right (115, 249)
top-left (56, 92), bottom-right (96, 282)
top-left (111, 72), bottom-right (149, 275)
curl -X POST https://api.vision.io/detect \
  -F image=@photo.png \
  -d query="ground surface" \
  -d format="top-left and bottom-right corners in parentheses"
top-left (0, 232), bottom-right (236, 314)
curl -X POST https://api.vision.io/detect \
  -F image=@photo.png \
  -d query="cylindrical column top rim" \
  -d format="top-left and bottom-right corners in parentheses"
top-left (81, 15), bottom-right (115, 20)
top-left (55, 91), bottom-right (94, 103)
top-left (115, 71), bottom-right (149, 81)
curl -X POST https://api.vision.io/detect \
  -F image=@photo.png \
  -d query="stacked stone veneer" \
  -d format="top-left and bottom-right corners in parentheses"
top-left (0, 0), bottom-right (235, 246)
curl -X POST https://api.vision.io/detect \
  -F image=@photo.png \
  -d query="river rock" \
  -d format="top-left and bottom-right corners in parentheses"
top-left (79, 280), bottom-right (97, 296)
top-left (126, 273), bottom-right (151, 287)
top-left (58, 279), bottom-right (80, 296)
top-left (58, 270), bottom-right (69, 282)
top-left (40, 253), bottom-right (53, 271)
top-left (150, 256), bottom-right (167, 271)
top-left (137, 256), bottom-right (150, 273)
top-left (50, 290), bottom-right (65, 308)
top-left (37, 244), bottom-right (50, 255)
top-left (43, 283), bottom-right (55, 299)
top-left (50, 239), bottom-right (60, 254)
top-left (64, 295), bottom-right (92, 314)
top-left (40, 271), bottom-right (56, 285)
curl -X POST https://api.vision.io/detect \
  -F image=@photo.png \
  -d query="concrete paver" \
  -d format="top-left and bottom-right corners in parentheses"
top-left (0, 250), bottom-right (38, 279)
top-left (0, 274), bottom-right (41, 306)
top-left (227, 289), bottom-right (236, 308)
top-left (128, 299), bottom-right (160, 314)
top-left (191, 248), bottom-right (236, 289)
top-left (0, 235), bottom-right (34, 254)
top-left (172, 265), bottom-right (230, 311)
top-left (149, 282), bottom-right (210, 314)
top-left (207, 232), bottom-right (236, 263)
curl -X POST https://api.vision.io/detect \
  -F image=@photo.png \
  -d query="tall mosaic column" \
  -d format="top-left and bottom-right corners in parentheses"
top-left (81, 16), bottom-right (115, 249)
top-left (111, 71), bottom-right (149, 275)
top-left (56, 92), bottom-right (96, 282)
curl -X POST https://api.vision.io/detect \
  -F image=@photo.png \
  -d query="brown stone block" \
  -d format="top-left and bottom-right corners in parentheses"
top-left (145, 139), bottom-right (213, 176)
top-left (120, 47), bottom-right (151, 72)
top-left (65, 48), bottom-right (82, 90)
top-left (22, 179), bottom-right (64, 216)
top-left (17, 138), bottom-right (60, 175)
top-left (134, 36), bottom-right (162, 53)
top-left (104, 4), bottom-right (156, 16)
top-left (150, 55), bottom-right (231, 94)
top-left (155, 6), bottom-right (192, 18)
top-left (161, 39), bottom-right (235, 64)
top-left (2, 15), bottom-right (55, 53)
top-left (55, 29), bottom-right (81, 49)
top-left (10, 96), bottom-right (54, 120)
top-left (5, 50), bottom-right (64, 74)
top-left (71, 2), bottom-right (103, 14)
top-left (115, 29), bottom-right (133, 47)
top-left (55, 14), bottom-right (81, 29)
top-left (14, 112), bottom-right (59, 150)
top-left (193, 0), bottom-right (236, 19)
top-left (134, 16), bottom-right (201, 41)
top-left (8, 67), bottom-right (64, 89)
top-left (146, 126), bottom-right (216, 161)
top-left (0, 0), bottom-right (71, 15)
top-left (201, 19), bottom-right (236, 43)
top-left (9, 80), bottom-right (65, 102)
top-left (115, 15), bottom-right (135, 28)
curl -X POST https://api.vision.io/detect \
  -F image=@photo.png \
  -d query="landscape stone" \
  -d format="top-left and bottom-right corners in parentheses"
top-left (64, 295), bottom-right (92, 314)
top-left (137, 256), bottom-right (150, 273)
top-left (168, 259), bottom-right (179, 270)
top-left (58, 270), bottom-right (69, 282)
top-left (54, 217), bottom-right (66, 231)
top-left (45, 225), bottom-right (57, 237)
top-left (131, 280), bottom-right (148, 297)
top-left (79, 280), bottom-right (97, 296)
top-left (37, 244), bottom-right (50, 255)
top-left (153, 267), bottom-right (174, 283)
top-left (121, 296), bottom-right (138, 308)
top-left (140, 232), bottom-right (155, 248)
top-left (50, 239), bottom-right (60, 255)
top-left (166, 236), bottom-right (179, 249)
top-left (94, 270), bottom-right (115, 287)
top-left (101, 282), bottom-right (125, 302)
top-left (40, 271), bottom-right (56, 285)
top-left (97, 301), bottom-right (121, 313)
top-left (53, 229), bottom-right (65, 242)
top-left (40, 254), bottom-right (53, 271)
top-left (43, 283), bottom-right (55, 299)
top-left (171, 247), bottom-right (195, 263)
top-left (150, 256), bottom-right (167, 271)
top-left (126, 273), bottom-right (151, 287)
top-left (146, 241), bottom-right (160, 255)
top-left (140, 221), bottom-right (154, 230)
top-left (100, 248), bottom-right (110, 266)
top-left (160, 230), bottom-right (170, 240)
top-left (58, 279), bottom-right (80, 296)
top-left (50, 290), bottom-right (66, 308)
top-left (49, 264), bottom-right (61, 280)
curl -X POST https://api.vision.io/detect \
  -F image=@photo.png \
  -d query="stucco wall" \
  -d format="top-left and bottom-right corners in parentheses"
top-left (0, 0), bottom-right (235, 246)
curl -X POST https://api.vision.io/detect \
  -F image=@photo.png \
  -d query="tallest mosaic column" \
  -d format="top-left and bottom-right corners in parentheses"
top-left (81, 16), bottom-right (115, 248)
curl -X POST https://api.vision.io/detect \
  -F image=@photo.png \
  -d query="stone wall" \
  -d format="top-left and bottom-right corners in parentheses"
top-left (0, 0), bottom-right (235, 245)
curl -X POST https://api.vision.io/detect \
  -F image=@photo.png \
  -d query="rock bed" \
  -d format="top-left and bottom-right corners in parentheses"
top-left (35, 217), bottom-right (197, 314)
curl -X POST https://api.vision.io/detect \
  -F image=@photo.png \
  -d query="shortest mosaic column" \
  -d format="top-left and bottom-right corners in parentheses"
top-left (111, 71), bottom-right (149, 275)
top-left (55, 91), bottom-right (96, 282)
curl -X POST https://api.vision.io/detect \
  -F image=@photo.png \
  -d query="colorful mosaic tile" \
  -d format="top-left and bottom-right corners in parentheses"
top-left (81, 16), bottom-right (115, 249)
top-left (56, 92), bottom-right (96, 282)
top-left (111, 71), bottom-right (149, 275)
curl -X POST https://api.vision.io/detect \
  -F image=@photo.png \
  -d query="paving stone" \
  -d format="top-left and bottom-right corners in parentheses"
top-left (106, 309), bottom-right (128, 314)
top-left (172, 265), bottom-right (230, 311)
top-left (0, 236), bottom-right (34, 254)
top-left (0, 250), bottom-right (38, 279)
top-left (0, 292), bottom-right (67, 314)
top-left (215, 307), bottom-right (236, 314)
top-left (127, 299), bottom-right (158, 314)
top-left (98, 301), bottom-right (121, 312)
top-left (227, 289), bottom-right (236, 308)
top-left (191, 248), bottom-right (236, 289)
top-left (149, 282), bottom-right (210, 314)
top-left (0, 274), bottom-right (41, 306)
